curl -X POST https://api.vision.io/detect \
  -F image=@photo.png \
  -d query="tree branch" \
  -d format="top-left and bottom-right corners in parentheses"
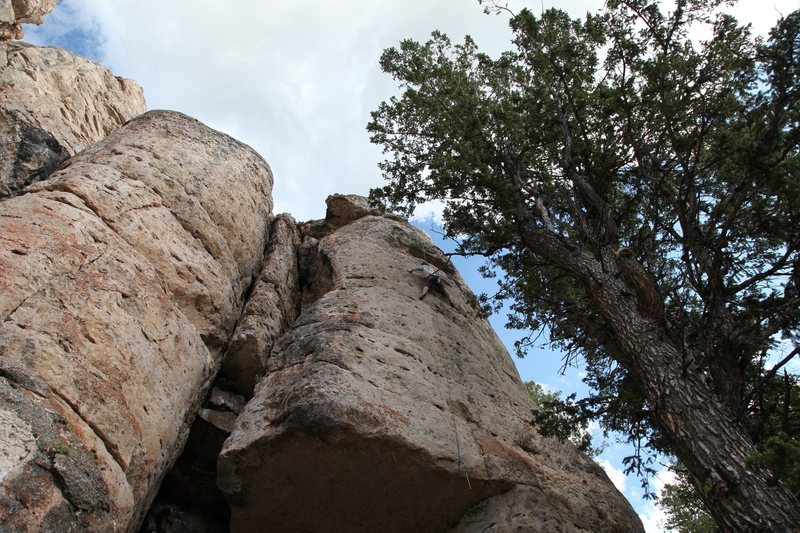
top-left (743, 347), bottom-right (800, 412)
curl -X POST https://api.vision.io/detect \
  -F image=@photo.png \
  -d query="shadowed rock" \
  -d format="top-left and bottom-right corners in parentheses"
top-left (221, 214), bottom-right (302, 397)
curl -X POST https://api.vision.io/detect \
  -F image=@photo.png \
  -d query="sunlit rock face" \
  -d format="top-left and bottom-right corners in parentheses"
top-left (217, 196), bottom-right (643, 533)
top-left (0, 0), bottom-right (58, 40)
top-left (220, 214), bottom-right (302, 398)
top-left (0, 41), bottom-right (146, 197)
top-left (0, 110), bottom-right (272, 531)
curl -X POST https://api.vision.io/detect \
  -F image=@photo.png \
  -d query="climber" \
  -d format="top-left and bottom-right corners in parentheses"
top-left (409, 261), bottom-right (448, 300)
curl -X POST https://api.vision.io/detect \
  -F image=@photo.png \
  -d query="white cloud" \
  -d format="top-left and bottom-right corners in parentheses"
top-left (639, 504), bottom-right (670, 533)
top-left (410, 199), bottom-right (448, 226)
top-left (25, 0), bottom-right (792, 222)
top-left (25, 0), bottom-right (529, 221)
top-left (598, 459), bottom-right (627, 494)
top-left (653, 468), bottom-right (679, 494)
top-left (728, 0), bottom-right (796, 37)
top-left (537, 381), bottom-right (562, 395)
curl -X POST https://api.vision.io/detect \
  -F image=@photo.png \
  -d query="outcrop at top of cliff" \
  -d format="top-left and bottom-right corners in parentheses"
top-left (0, 0), bottom-right (57, 40)
top-left (0, 110), bottom-right (273, 531)
top-left (0, 40), bottom-right (146, 197)
top-left (216, 195), bottom-right (643, 533)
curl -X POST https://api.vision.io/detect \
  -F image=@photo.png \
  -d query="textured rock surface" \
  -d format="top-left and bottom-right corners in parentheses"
top-left (28, 110), bottom-right (273, 349)
top-left (140, 409), bottom-right (231, 533)
top-left (452, 484), bottom-right (583, 531)
top-left (142, 214), bottom-right (300, 529)
top-left (218, 199), bottom-right (643, 532)
top-left (0, 0), bottom-right (57, 40)
top-left (300, 193), bottom-right (383, 239)
top-left (0, 41), bottom-right (146, 197)
top-left (221, 214), bottom-right (301, 397)
top-left (0, 111), bottom-right (272, 531)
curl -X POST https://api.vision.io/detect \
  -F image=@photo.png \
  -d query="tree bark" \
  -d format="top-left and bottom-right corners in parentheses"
top-left (517, 220), bottom-right (800, 531)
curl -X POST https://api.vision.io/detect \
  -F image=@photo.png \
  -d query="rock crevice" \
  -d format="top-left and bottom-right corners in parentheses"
top-left (142, 212), bottom-right (304, 531)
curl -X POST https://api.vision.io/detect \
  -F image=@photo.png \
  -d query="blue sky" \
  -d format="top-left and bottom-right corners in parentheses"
top-left (23, 1), bottom-right (796, 529)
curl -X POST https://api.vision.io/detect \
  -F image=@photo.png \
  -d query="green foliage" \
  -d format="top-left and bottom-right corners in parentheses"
top-left (51, 442), bottom-right (73, 457)
top-left (369, 0), bottom-right (800, 525)
top-left (660, 467), bottom-right (719, 533)
top-left (525, 381), bottom-right (601, 456)
top-left (746, 433), bottom-right (800, 495)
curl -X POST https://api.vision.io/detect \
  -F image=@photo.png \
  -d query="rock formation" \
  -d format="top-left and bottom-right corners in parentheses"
top-left (216, 199), bottom-right (642, 532)
top-left (0, 41), bottom-right (146, 197)
top-left (0, 0), bottom-right (57, 40)
top-left (0, 19), bottom-right (644, 532)
top-left (220, 214), bottom-right (302, 398)
top-left (0, 110), bottom-right (273, 531)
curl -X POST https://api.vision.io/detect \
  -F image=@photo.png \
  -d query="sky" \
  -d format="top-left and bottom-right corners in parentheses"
top-left (23, 0), bottom-right (796, 530)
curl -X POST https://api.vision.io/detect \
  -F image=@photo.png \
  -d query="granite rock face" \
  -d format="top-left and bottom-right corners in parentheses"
top-left (300, 193), bottom-right (383, 239)
top-left (142, 213), bottom-right (304, 530)
top-left (0, 41), bottom-right (146, 197)
top-left (0, 0), bottom-right (58, 40)
top-left (217, 200), bottom-right (643, 533)
top-left (0, 111), bottom-right (272, 531)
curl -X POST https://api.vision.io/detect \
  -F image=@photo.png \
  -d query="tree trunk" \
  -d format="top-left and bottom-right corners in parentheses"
top-left (519, 223), bottom-right (800, 531)
top-left (591, 281), bottom-right (799, 530)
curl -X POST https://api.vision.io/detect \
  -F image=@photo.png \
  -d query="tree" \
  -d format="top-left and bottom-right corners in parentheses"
top-left (367, 0), bottom-right (800, 529)
top-left (525, 381), bottom-right (601, 456)
top-left (660, 466), bottom-right (719, 532)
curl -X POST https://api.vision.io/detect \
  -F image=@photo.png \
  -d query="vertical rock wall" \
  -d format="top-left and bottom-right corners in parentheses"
top-left (0, 15), bottom-right (645, 527)
top-left (217, 198), bottom-right (643, 532)
top-left (141, 214), bottom-right (302, 531)
top-left (0, 111), bottom-right (273, 531)
top-left (221, 214), bottom-right (302, 397)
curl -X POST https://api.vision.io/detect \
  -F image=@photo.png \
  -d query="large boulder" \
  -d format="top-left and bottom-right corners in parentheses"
top-left (0, 41), bottom-right (146, 197)
top-left (0, 110), bottom-right (273, 531)
top-left (0, 0), bottom-right (58, 40)
top-left (218, 198), bottom-right (643, 532)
